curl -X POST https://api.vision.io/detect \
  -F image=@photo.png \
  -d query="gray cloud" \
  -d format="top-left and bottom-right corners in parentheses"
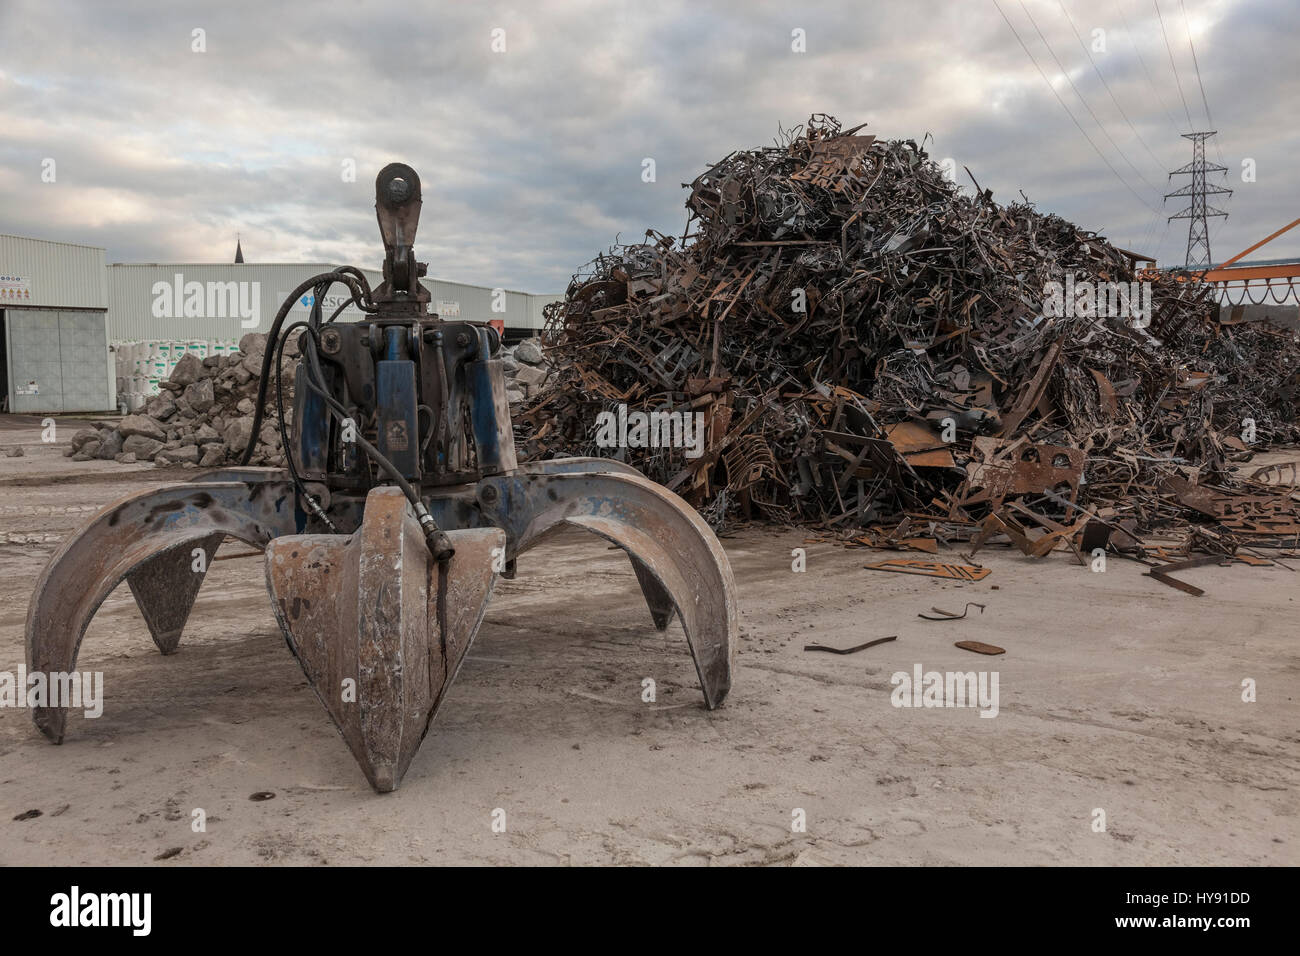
top-left (1, 0), bottom-right (1296, 293)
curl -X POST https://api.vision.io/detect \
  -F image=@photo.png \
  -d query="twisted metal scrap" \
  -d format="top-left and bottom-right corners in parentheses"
top-left (515, 115), bottom-right (1300, 550)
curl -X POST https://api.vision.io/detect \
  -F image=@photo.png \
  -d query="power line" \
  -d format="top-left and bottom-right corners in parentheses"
top-left (1134, 185), bottom-right (1169, 251)
top-left (991, 0), bottom-right (1160, 214)
top-left (1153, 0), bottom-right (1194, 129)
top-left (1016, 0), bottom-right (1162, 194)
top-left (1056, 0), bottom-right (1166, 174)
top-left (1136, 205), bottom-right (1163, 253)
top-left (1206, 213), bottom-right (1231, 266)
top-left (1153, 217), bottom-right (1173, 265)
top-left (1179, 0), bottom-right (1225, 167)
top-left (1114, 0), bottom-right (1180, 136)
top-left (1180, 0), bottom-right (1215, 125)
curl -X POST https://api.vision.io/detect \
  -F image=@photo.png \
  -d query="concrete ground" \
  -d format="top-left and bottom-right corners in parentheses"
top-left (0, 414), bottom-right (1295, 865)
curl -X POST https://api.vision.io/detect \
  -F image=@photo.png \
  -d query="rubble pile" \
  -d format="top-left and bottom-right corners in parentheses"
top-left (516, 115), bottom-right (1300, 558)
top-left (78, 333), bottom-right (551, 468)
top-left (501, 337), bottom-right (553, 404)
top-left (71, 332), bottom-right (294, 467)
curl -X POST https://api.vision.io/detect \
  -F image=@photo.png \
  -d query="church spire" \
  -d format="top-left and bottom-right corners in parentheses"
top-left (234, 233), bottom-right (244, 264)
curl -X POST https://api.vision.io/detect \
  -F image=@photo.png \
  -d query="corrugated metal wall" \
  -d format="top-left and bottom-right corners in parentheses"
top-left (527, 290), bottom-right (563, 329)
top-left (422, 277), bottom-right (557, 330)
top-left (0, 234), bottom-right (107, 309)
top-left (106, 263), bottom-right (378, 340)
top-left (107, 263), bottom-right (560, 340)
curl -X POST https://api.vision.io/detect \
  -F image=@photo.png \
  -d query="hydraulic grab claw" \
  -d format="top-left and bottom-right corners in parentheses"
top-left (25, 164), bottom-right (739, 791)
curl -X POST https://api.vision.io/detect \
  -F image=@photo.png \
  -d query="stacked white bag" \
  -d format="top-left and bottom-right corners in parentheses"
top-left (112, 339), bottom-right (240, 412)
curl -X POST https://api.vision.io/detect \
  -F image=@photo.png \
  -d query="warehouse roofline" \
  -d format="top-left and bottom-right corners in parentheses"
top-left (1, 233), bottom-right (106, 252)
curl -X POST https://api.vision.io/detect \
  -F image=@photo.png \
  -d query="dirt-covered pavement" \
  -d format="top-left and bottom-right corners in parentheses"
top-left (0, 414), bottom-right (1295, 865)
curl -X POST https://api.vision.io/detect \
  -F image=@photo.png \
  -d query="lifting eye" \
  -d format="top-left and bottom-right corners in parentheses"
top-left (387, 176), bottom-right (411, 203)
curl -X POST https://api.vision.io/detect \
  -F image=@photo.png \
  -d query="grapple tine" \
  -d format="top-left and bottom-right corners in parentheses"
top-left (25, 481), bottom-right (297, 743)
top-left (477, 467), bottom-right (738, 708)
top-left (438, 530), bottom-right (505, 687)
top-left (516, 458), bottom-right (684, 631)
top-left (127, 532), bottom-right (225, 655)
top-left (630, 558), bottom-right (676, 630)
top-left (265, 486), bottom-right (503, 792)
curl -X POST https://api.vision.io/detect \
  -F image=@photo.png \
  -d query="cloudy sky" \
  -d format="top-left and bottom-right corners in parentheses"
top-left (1, 0), bottom-right (1295, 292)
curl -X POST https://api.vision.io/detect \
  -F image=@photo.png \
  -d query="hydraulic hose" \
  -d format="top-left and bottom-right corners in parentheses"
top-left (296, 324), bottom-right (456, 562)
top-left (274, 313), bottom-right (336, 533)
top-left (240, 272), bottom-right (373, 467)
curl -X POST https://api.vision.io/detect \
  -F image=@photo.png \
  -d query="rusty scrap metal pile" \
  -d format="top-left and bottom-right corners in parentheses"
top-left (515, 115), bottom-right (1300, 564)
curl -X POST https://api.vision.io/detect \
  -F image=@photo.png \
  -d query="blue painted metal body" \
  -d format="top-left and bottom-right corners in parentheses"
top-left (467, 357), bottom-right (516, 475)
top-left (376, 359), bottom-right (420, 479)
top-left (297, 365), bottom-right (331, 479)
top-left (289, 317), bottom-right (513, 487)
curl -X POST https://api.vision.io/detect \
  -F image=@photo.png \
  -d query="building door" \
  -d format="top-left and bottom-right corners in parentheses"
top-left (3, 308), bottom-right (110, 413)
top-left (58, 310), bottom-right (110, 411)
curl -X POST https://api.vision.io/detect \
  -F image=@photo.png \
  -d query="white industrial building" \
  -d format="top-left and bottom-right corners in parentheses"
top-left (1, 234), bottom-right (114, 414)
top-left (3, 234), bottom-right (561, 414)
top-left (104, 263), bottom-right (557, 340)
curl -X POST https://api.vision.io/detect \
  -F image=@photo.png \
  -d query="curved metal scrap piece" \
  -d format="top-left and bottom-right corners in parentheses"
top-left (476, 469), bottom-right (737, 708)
top-left (265, 487), bottom-right (503, 792)
top-left (25, 481), bottom-right (298, 743)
